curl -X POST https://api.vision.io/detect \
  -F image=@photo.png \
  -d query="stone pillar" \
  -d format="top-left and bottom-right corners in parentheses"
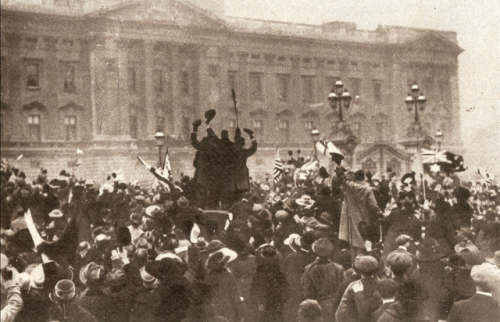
top-left (116, 39), bottom-right (128, 137)
top-left (290, 55), bottom-right (301, 114)
top-left (144, 40), bottom-right (156, 139)
top-left (448, 66), bottom-right (462, 148)
top-left (236, 51), bottom-right (249, 110)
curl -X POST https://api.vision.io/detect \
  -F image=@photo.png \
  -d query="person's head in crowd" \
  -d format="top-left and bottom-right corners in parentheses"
top-left (301, 231), bottom-right (316, 252)
top-left (395, 280), bottom-right (427, 318)
top-left (354, 170), bottom-right (365, 182)
top-left (298, 299), bottom-right (323, 322)
top-left (377, 278), bottom-right (398, 302)
top-left (470, 263), bottom-right (498, 293)
top-left (50, 279), bottom-right (79, 304)
top-left (80, 262), bottom-right (106, 290)
top-left (395, 234), bottom-right (412, 249)
top-left (132, 248), bottom-right (149, 268)
top-left (106, 269), bottom-right (127, 293)
top-left (256, 245), bottom-right (279, 268)
top-left (353, 255), bottom-right (379, 277)
top-left (387, 252), bottom-right (413, 279)
top-left (312, 238), bottom-right (333, 259)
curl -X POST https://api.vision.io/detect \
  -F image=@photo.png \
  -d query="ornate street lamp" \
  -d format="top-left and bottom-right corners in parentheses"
top-left (154, 131), bottom-right (165, 167)
top-left (405, 84), bottom-right (427, 123)
top-left (328, 81), bottom-right (352, 122)
top-left (435, 129), bottom-right (443, 151)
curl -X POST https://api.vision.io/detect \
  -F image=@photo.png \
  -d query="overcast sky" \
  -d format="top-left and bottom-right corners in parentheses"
top-left (225, 0), bottom-right (500, 173)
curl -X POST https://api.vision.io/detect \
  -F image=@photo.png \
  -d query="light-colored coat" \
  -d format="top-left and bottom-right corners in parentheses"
top-left (339, 181), bottom-right (382, 249)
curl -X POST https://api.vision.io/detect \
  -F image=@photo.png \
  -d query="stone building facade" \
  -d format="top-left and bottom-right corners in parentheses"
top-left (1, 0), bottom-right (464, 182)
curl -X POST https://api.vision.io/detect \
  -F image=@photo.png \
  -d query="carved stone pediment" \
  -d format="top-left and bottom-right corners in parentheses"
top-left (405, 32), bottom-right (464, 54)
top-left (97, 0), bottom-right (225, 30)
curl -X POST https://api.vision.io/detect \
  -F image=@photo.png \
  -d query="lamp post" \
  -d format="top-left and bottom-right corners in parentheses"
top-left (405, 84), bottom-right (427, 123)
top-left (404, 83), bottom-right (427, 176)
top-left (435, 129), bottom-right (443, 151)
top-left (154, 131), bottom-right (165, 167)
top-left (327, 80), bottom-right (358, 167)
top-left (328, 81), bottom-right (352, 122)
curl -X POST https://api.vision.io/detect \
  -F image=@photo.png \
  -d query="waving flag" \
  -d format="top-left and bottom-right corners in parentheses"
top-left (163, 148), bottom-right (172, 177)
top-left (273, 148), bottom-right (284, 184)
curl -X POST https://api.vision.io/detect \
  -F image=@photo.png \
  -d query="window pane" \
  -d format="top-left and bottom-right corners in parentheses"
top-left (27, 63), bottom-right (39, 89)
top-left (64, 117), bottom-right (69, 125)
top-left (154, 69), bottom-right (163, 92)
top-left (277, 74), bottom-right (289, 101)
top-left (349, 78), bottom-right (361, 98)
top-left (128, 67), bottom-right (136, 91)
top-left (70, 116), bottom-right (76, 125)
top-left (250, 73), bottom-right (262, 101)
top-left (373, 81), bottom-right (382, 103)
top-left (63, 64), bottom-right (76, 93)
top-left (302, 76), bottom-right (314, 103)
top-left (181, 70), bottom-right (189, 94)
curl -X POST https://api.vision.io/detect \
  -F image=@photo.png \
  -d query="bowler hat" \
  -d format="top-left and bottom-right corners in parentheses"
top-left (48, 209), bottom-right (63, 219)
top-left (51, 279), bottom-right (78, 303)
top-left (177, 196), bottom-right (189, 208)
top-left (140, 266), bottom-right (159, 289)
top-left (204, 109), bottom-right (216, 123)
top-left (312, 238), bottom-right (334, 257)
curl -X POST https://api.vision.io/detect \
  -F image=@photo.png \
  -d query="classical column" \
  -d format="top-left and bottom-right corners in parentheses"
top-left (143, 40), bottom-right (156, 139)
top-left (448, 66), bottom-right (461, 147)
top-left (289, 55), bottom-right (301, 112)
top-left (116, 39), bottom-right (128, 137)
top-left (236, 51), bottom-right (249, 110)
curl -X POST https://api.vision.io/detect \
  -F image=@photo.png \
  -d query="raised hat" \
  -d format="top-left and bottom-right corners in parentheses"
top-left (284, 234), bottom-right (301, 251)
top-left (295, 195), bottom-right (315, 207)
top-left (145, 205), bottom-right (161, 217)
top-left (312, 238), bottom-right (334, 257)
top-left (204, 109), bottom-right (216, 123)
top-left (29, 264), bottom-right (45, 290)
top-left (48, 209), bottom-right (63, 219)
top-left (79, 262), bottom-right (105, 286)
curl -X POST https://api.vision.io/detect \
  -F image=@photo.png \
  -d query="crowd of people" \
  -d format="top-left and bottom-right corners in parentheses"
top-left (1, 121), bottom-right (500, 322)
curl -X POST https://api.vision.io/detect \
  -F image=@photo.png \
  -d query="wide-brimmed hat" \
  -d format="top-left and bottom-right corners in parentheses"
top-left (145, 205), bottom-right (161, 218)
top-left (79, 262), bottom-right (105, 286)
top-left (202, 240), bottom-right (226, 254)
top-left (140, 266), bottom-right (159, 289)
top-left (51, 279), bottom-right (79, 303)
top-left (470, 263), bottom-right (499, 289)
top-left (312, 238), bottom-right (333, 257)
top-left (48, 209), bottom-right (63, 219)
top-left (401, 172), bottom-right (416, 185)
top-left (295, 195), bottom-right (315, 207)
top-left (275, 210), bottom-right (289, 220)
top-left (204, 109), bottom-right (217, 123)
top-left (415, 238), bottom-right (446, 262)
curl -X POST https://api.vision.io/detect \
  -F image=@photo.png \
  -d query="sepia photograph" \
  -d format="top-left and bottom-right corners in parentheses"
top-left (1, 0), bottom-right (499, 321)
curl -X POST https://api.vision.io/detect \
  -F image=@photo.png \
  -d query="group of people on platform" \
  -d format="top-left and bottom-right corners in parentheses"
top-left (190, 109), bottom-right (257, 209)
top-left (1, 110), bottom-right (500, 322)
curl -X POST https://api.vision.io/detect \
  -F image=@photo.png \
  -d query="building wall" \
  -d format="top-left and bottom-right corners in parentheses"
top-left (1, 1), bottom-right (463, 179)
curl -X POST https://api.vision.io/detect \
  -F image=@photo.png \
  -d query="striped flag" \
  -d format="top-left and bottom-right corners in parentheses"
top-left (273, 148), bottom-right (284, 184)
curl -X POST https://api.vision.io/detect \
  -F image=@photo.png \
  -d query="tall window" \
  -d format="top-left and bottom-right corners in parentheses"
top-left (277, 74), bottom-right (290, 101)
top-left (153, 69), bottom-right (163, 92)
top-left (128, 67), bottom-right (136, 92)
top-left (28, 115), bottom-right (41, 141)
top-left (156, 117), bottom-right (165, 133)
top-left (348, 78), bottom-right (361, 99)
top-left (63, 115), bottom-right (77, 141)
top-left (26, 61), bottom-right (40, 90)
top-left (301, 76), bottom-right (314, 103)
top-left (180, 70), bottom-right (189, 95)
top-left (279, 120), bottom-right (289, 142)
top-left (253, 119), bottom-right (263, 136)
top-left (130, 105), bottom-right (138, 139)
top-left (373, 81), bottom-right (382, 103)
top-left (250, 73), bottom-right (263, 101)
top-left (63, 63), bottom-right (76, 93)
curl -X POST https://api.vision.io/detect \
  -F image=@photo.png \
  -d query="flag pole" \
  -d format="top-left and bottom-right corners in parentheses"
top-left (231, 89), bottom-right (239, 128)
